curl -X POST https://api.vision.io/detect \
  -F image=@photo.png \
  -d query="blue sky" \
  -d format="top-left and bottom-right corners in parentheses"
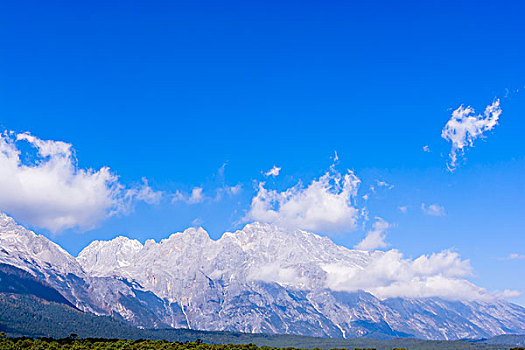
top-left (0, 0), bottom-right (524, 304)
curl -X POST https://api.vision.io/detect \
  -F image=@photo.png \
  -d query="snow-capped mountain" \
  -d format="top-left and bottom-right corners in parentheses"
top-left (1, 213), bottom-right (524, 340)
top-left (78, 223), bottom-right (374, 298)
top-left (0, 213), bottom-right (186, 328)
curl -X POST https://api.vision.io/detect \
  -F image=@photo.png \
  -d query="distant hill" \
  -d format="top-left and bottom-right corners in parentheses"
top-left (482, 334), bottom-right (525, 346)
top-left (0, 263), bottom-right (75, 308)
top-left (0, 293), bottom-right (140, 339)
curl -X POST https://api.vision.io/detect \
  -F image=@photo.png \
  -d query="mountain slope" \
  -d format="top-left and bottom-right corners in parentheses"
top-left (77, 222), bottom-right (525, 340)
top-left (0, 263), bottom-right (74, 307)
top-left (1, 213), bottom-right (525, 340)
top-left (0, 213), bottom-right (188, 329)
top-left (482, 334), bottom-right (525, 346)
top-left (0, 292), bottom-right (516, 350)
top-left (0, 293), bottom-right (140, 339)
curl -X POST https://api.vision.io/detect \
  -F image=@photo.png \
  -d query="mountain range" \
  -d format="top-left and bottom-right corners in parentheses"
top-left (0, 212), bottom-right (524, 341)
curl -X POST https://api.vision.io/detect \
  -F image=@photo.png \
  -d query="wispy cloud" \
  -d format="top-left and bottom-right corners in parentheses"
top-left (421, 203), bottom-right (446, 217)
top-left (508, 253), bottom-right (525, 260)
top-left (423, 145), bottom-right (431, 152)
top-left (0, 131), bottom-right (160, 232)
top-left (398, 206), bottom-right (408, 213)
top-left (441, 100), bottom-right (501, 171)
top-left (191, 217), bottom-right (203, 227)
top-left (173, 184), bottom-right (242, 204)
top-left (128, 178), bottom-right (163, 205)
top-left (173, 187), bottom-right (205, 204)
top-left (214, 184), bottom-right (242, 201)
top-left (376, 180), bottom-right (394, 190)
top-left (499, 253), bottom-right (525, 260)
top-left (188, 187), bottom-right (204, 204)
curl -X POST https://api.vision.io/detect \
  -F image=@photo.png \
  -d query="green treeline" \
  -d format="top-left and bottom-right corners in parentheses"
top-left (0, 337), bottom-right (408, 350)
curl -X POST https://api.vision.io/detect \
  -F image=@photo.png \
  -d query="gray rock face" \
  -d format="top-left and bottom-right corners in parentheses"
top-left (1, 213), bottom-right (524, 340)
top-left (0, 213), bottom-right (187, 328)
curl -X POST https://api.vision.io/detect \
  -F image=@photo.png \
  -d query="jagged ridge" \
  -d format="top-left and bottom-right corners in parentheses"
top-left (1, 213), bottom-right (524, 340)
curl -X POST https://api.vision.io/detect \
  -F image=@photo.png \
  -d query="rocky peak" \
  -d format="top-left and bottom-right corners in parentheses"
top-left (0, 212), bottom-right (84, 276)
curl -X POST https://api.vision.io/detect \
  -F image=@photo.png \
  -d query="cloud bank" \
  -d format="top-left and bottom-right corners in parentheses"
top-left (441, 100), bottom-right (501, 170)
top-left (248, 229), bottom-right (505, 301)
top-left (245, 168), bottom-right (361, 234)
top-left (0, 131), bottom-right (160, 232)
top-left (321, 249), bottom-right (492, 300)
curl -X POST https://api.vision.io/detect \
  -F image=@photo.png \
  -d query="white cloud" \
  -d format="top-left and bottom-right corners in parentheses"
top-left (127, 178), bottom-right (163, 205)
top-left (355, 218), bottom-right (390, 250)
top-left (247, 263), bottom-right (306, 287)
top-left (376, 180), bottom-right (394, 190)
top-left (191, 217), bottom-right (203, 227)
top-left (214, 183), bottom-right (242, 201)
top-left (423, 145), bottom-right (430, 152)
top-left (173, 162), bottom-right (243, 204)
top-left (493, 289), bottom-right (523, 299)
top-left (174, 183), bottom-right (242, 204)
top-left (332, 151), bottom-right (339, 163)
top-left (0, 131), bottom-right (158, 232)
top-left (441, 100), bottom-right (501, 171)
top-left (503, 253), bottom-right (525, 260)
top-left (217, 162), bottom-right (227, 178)
top-left (421, 203), bottom-right (446, 216)
top-left (265, 165), bottom-right (281, 177)
top-left (245, 168), bottom-right (361, 234)
top-left (322, 249), bottom-right (493, 301)
top-left (509, 253), bottom-right (525, 260)
top-left (171, 191), bottom-right (186, 203)
top-left (398, 206), bottom-right (408, 213)
top-left (173, 187), bottom-right (205, 204)
top-left (188, 187), bottom-right (204, 204)
top-left (244, 224), bottom-right (505, 301)
top-left (228, 184), bottom-right (242, 195)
